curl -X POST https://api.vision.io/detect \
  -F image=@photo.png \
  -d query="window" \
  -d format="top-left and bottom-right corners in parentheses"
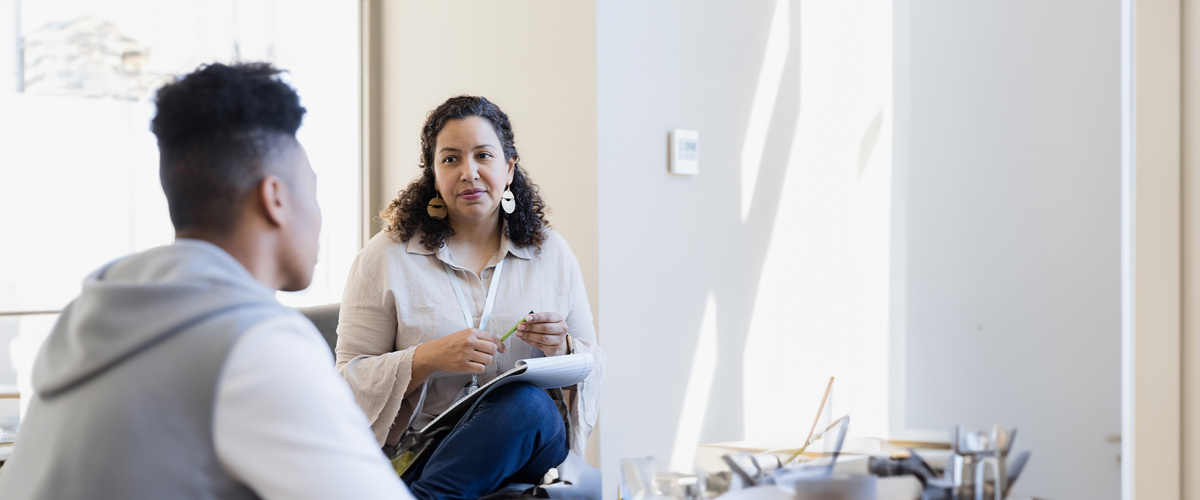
top-left (0, 0), bottom-right (360, 427)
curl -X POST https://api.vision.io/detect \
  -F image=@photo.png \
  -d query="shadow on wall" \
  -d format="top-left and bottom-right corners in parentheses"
top-left (598, 0), bottom-right (895, 496)
top-left (668, 0), bottom-right (804, 468)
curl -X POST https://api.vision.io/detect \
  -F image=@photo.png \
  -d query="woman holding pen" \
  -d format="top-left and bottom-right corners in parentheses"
top-left (334, 96), bottom-right (606, 500)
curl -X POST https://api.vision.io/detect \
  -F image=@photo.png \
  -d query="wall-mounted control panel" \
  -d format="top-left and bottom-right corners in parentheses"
top-left (669, 129), bottom-right (699, 175)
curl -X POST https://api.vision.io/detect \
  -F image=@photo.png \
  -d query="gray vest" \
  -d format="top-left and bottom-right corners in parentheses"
top-left (0, 304), bottom-right (281, 500)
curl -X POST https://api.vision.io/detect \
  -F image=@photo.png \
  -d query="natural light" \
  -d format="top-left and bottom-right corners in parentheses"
top-left (0, 0), bottom-right (359, 421)
top-left (739, 0), bottom-right (893, 444)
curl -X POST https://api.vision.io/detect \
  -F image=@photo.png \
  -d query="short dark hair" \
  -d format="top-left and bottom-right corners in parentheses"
top-left (151, 62), bottom-right (306, 231)
top-left (380, 95), bottom-right (549, 251)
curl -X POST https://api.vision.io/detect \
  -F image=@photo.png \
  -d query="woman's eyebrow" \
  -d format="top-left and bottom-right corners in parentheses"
top-left (472, 144), bottom-right (497, 150)
top-left (437, 147), bottom-right (461, 154)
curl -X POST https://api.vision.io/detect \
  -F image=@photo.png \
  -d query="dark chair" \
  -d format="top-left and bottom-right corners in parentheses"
top-left (296, 303), bottom-right (341, 353)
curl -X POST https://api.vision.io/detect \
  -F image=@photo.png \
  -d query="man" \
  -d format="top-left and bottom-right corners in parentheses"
top-left (0, 63), bottom-right (413, 499)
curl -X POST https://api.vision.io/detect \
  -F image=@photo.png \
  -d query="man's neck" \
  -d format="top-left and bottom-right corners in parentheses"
top-left (176, 226), bottom-right (281, 290)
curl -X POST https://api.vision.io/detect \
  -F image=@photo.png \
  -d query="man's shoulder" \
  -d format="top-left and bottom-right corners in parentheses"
top-left (217, 310), bottom-right (337, 396)
top-left (239, 309), bottom-right (325, 348)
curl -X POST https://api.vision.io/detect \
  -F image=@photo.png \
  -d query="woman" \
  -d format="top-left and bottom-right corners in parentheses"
top-left (335, 96), bottom-right (605, 500)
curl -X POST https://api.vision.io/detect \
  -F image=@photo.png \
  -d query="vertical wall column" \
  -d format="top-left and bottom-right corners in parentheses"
top-left (1182, 0), bottom-right (1200, 498)
top-left (1124, 0), bottom-right (1181, 498)
top-left (359, 0), bottom-right (382, 247)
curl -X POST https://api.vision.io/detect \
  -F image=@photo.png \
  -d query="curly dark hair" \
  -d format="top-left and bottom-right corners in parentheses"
top-left (381, 95), bottom-right (549, 251)
top-left (151, 62), bottom-right (306, 232)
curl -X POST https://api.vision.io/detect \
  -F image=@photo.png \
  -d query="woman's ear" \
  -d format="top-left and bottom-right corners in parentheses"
top-left (507, 158), bottom-right (516, 184)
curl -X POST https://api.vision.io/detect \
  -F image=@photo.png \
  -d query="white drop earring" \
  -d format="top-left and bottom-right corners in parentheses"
top-left (501, 184), bottom-right (516, 214)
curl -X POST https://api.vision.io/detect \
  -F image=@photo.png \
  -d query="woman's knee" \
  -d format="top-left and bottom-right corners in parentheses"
top-left (484, 383), bottom-right (561, 430)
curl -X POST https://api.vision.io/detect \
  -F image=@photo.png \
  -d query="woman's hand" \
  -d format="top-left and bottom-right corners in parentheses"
top-left (412, 328), bottom-right (507, 379)
top-left (516, 312), bottom-right (569, 357)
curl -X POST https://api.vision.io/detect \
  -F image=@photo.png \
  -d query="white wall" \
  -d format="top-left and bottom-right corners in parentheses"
top-left (895, 2), bottom-right (1121, 499)
top-left (596, 4), bottom-right (791, 491)
top-left (599, 1), bottom-right (1122, 499)
top-left (597, 0), bottom-right (894, 496)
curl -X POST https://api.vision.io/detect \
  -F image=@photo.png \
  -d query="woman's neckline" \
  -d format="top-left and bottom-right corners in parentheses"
top-left (445, 217), bottom-right (504, 276)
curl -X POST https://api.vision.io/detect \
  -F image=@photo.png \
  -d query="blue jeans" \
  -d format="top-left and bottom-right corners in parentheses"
top-left (403, 382), bottom-right (569, 500)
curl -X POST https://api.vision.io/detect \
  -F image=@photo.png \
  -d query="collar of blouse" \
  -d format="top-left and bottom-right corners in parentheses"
top-left (404, 223), bottom-right (534, 272)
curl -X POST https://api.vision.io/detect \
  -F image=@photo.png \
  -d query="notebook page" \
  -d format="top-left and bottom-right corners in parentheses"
top-left (510, 353), bottom-right (595, 388)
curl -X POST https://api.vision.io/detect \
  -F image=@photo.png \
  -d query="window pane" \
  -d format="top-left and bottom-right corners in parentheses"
top-left (0, 0), bottom-right (359, 421)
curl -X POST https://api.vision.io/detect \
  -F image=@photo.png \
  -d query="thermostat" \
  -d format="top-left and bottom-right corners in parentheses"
top-left (669, 129), bottom-right (699, 175)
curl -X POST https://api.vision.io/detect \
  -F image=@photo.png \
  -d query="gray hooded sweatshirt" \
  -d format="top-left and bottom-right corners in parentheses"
top-left (0, 239), bottom-right (292, 499)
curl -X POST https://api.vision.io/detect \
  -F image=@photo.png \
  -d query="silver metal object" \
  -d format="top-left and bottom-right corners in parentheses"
top-left (948, 424), bottom-right (1016, 500)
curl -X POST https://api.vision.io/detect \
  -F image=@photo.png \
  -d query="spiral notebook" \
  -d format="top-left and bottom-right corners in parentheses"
top-left (419, 353), bottom-right (595, 434)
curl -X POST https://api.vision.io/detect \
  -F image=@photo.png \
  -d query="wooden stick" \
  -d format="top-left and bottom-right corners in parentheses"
top-left (784, 376), bottom-right (836, 464)
top-left (804, 377), bottom-right (835, 447)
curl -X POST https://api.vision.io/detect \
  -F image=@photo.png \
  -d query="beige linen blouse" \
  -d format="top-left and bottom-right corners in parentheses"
top-left (334, 226), bottom-right (605, 459)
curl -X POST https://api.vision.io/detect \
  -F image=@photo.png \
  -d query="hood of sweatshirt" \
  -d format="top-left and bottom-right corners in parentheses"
top-left (32, 239), bottom-right (281, 398)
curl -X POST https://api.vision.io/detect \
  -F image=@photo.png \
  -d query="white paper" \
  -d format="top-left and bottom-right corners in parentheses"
top-left (418, 354), bottom-right (594, 433)
top-left (510, 353), bottom-right (595, 389)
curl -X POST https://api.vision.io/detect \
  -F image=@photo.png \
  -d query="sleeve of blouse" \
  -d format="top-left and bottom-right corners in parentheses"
top-left (563, 250), bottom-right (605, 458)
top-left (334, 241), bottom-right (427, 445)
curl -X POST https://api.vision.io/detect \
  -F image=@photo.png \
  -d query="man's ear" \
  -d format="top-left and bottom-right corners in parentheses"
top-left (258, 175), bottom-right (288, 228)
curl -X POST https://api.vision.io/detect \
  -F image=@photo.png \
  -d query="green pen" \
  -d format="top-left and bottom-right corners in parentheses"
top-left (500, 310), bottom-right (536, 342)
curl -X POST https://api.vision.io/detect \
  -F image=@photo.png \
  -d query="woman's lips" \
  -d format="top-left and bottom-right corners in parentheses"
top-left (458, 188), bottom-right (486, 200)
